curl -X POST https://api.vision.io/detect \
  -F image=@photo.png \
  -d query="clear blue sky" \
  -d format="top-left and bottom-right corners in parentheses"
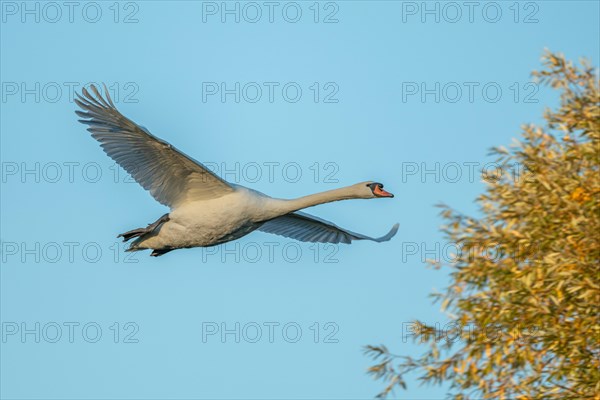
top-left (1, 1), bottom-right (598, 399)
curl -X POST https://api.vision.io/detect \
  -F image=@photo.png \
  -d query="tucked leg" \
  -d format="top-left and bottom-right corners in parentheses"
top-left (118, 213), bottom-right (170, 242)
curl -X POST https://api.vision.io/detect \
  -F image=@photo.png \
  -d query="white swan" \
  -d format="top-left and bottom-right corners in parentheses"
top-left (75, 85), bottom-right (398, 256)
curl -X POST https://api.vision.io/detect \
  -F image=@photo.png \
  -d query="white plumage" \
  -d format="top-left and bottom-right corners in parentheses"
top-left (76, 84), bottom-right (398, 256)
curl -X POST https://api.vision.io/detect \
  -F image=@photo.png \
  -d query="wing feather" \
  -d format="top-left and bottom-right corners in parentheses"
top-left (258, 211), bottom-right (399, 244)
top-left (75, 84), bottom-right (234, 208)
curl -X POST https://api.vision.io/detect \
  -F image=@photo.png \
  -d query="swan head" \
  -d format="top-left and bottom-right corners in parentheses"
top-left (358, 181), bottom-right (394, 198)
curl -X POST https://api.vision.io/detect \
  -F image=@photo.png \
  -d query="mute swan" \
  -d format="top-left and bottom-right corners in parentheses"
top-left (75, 85), bottom-right (398, 256)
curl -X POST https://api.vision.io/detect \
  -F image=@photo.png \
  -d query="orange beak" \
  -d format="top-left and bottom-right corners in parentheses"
top-left (374, 186), bottom-right (394, 198)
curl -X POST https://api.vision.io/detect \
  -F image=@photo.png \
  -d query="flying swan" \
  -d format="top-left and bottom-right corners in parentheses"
top-left (75, 85), bottom-right (398, 256)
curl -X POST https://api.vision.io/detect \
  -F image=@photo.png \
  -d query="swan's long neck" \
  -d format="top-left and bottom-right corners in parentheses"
top-left (267, 185), bottom-right (365, 217)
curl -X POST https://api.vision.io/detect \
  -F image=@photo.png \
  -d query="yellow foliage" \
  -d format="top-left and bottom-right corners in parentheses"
top-left (366, 51), bottom-right (600, 399)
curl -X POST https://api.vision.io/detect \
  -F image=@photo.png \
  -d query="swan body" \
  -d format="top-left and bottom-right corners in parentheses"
top-left (75, 85), bottom-right (398, 256)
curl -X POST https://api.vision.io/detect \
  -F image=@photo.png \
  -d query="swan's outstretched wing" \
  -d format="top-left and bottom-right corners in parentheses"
top-left (258, 211), bottom-right (399, 244)
top-left (75, 84), bottom-right (234, 208)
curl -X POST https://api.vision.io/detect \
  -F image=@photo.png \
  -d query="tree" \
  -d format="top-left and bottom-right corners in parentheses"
top-left (366, 51), bottom-right (600, 399)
